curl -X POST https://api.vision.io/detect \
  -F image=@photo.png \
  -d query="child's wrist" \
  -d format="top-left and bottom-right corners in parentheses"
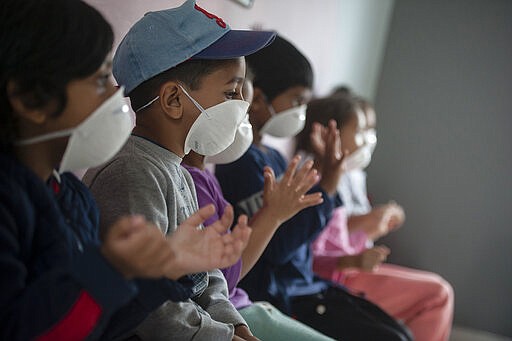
top-left (165, 250), bottom-right (187, 280)
top-left (259, 204), bottom-right (284, 227)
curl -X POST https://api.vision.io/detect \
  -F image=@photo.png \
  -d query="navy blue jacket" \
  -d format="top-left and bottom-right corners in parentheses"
top-left (215, 145), bottom-right (343, 313)
top-left (0, 154), bottom-right (192, 340)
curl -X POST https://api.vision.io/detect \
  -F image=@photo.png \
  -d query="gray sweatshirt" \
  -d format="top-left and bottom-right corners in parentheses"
top-left (83, 135), bottom-right (245, 340)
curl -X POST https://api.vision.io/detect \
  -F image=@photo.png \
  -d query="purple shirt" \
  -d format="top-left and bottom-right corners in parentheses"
top-left (182, 164), bottom-right (252, 309)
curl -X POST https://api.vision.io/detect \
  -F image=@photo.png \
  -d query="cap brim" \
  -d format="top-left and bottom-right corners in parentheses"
top-left (192, 30), bottom-right (276, 59)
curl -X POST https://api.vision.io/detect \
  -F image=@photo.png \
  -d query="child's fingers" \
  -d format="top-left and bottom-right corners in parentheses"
top-left (292, 159), bottom-right (314, 187)
top-left (219, 204), bottom-right (234, 230)
top-left (282, 155), bottom-right (301, 186)
top-left (295, 168), bottom-right (319, 195)
top-left (324, 121), bottom-right (338, 160)
top-left (332, 132), bottom-right (343, 163)
top-left (376, 245), bottom-right (391, 256)
top-left (181, 204), bottom-right (215, 228)
top-left (108, 215), bottom-right (149, 240)
top-left (220, 244), bottom-right (236, 268)
top-left (310, 123), bottom-right (322, 139)
top-left (263, 167), bottom-right (275, 198)
top-left (221, 233), bottom-right (234, 244)
top-left (321, 123), bottom-right (328, 137)
top-left (230, 215), bottom-right (252, 243)
top-left (209, 205), bottom-right (233, 235)
top-left (299, 192), bottom-right (323, 208)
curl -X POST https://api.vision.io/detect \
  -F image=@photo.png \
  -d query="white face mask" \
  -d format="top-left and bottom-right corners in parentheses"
top-left (205, 114), bottom-right (253, 164)
top-left (180, 85), bottom-right (249, 156)
top-left (16, 88), bottom-right (132, 173)
top-left (343, 129), bottom-right (378, 172)
top-left (365, 128), bottom-right (377, 154)
top-left (260, 104), bottom-right (306, 138)
top-left (342, 144), bottom-right (373, 172)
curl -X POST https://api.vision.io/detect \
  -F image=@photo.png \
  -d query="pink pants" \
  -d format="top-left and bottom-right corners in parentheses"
top-left (342, 263), bottom-right (454, 341)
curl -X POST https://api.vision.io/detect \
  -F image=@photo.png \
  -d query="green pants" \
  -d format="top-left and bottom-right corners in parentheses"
top-left (239, 302), bottom-right (335, 341)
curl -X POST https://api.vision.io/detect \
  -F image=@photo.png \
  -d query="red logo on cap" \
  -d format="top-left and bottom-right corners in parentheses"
top-left (194, 4), bottom-right (226, 28)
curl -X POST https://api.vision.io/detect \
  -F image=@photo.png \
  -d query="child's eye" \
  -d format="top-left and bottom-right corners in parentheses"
top-left (292, 98), bottom-right (305, 107)
top-left (96, 74), bottom-right (110, 93)
top-left (225, 91), bottom-right (239, 100)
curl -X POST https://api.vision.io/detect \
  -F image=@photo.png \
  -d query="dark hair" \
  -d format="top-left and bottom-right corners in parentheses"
top-left (128, 59), bottom-right (237, 113)
top-left (331, 85), bottom-right (353, 97)
top-left (357, 96), bottom-right (374, 114)
top-left (0, 0), bottom-right (113, 153)
top-left (245, 34), bottom-right (313, 101)
top-left (296, 95), bottom-right (360, 153)
top-left (331, 85), bottom-right (375, 119)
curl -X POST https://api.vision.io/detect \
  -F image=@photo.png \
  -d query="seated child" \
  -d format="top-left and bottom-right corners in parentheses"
top-left (0, 1), bottom-right (247, 340)
top-left (216, 34), bottom-right (413, 341)
top-left (297, 93), bottom-right (454, 341)
top-left (182, 69), bottom-right (335, 341)
top-left (84, 0), bottom-right (275, 339)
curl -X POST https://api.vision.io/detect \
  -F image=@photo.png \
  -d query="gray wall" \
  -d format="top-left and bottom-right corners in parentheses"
top-left (371, 0), bottom-right (512, 336)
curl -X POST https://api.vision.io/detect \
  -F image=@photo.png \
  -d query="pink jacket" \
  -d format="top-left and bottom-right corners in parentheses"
top-left (312, 207), bottom-right (368, 282)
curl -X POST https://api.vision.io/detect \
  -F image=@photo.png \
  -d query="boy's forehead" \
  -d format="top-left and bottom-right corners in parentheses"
top-left (198, 58), bottom-right (246, 86)
top-left (284, 86), bottom-right (313, 101)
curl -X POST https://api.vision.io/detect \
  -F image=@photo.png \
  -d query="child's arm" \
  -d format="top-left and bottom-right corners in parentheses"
top-left (347, 202), bottom-right (405, 241)
top-left (0, 206), bottom-right (188, 341)
top-left (337, 246), bottom-right (390, 272)
top-left (239, 156), bottom-right (322, 278)
top-left (218, 151), bottom-right (341, 266)
top-left (257, 123), bottom-right (345, 265)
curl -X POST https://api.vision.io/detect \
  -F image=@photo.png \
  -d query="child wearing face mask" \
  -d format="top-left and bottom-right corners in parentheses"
top-left (215, 34), bottom-right (413, 341)
top-left (297, 93), bottom-right (454, 341)
top-left (83, 1), bottom-right (278, 340)
top-left (0, 0), bottom-right (252, 340)
top-left (181, 69), bottom-right (335, 340)
top-left (330, 86), bottom-right (400, 221)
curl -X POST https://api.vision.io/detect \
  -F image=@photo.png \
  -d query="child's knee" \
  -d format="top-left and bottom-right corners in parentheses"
top-left (438, 276), bottom-right (454, 307)
top-left (426, 275), bottom-right (454, 308)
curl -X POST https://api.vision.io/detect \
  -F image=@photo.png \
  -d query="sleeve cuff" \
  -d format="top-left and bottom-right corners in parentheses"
top-left (312, 184), bottom-right (338, 221)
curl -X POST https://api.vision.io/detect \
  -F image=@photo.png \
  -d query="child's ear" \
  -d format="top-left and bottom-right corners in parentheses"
top-left (159, 81), bottom-right (183, 119)
top-left (7, 80), bottom-right (49, 124)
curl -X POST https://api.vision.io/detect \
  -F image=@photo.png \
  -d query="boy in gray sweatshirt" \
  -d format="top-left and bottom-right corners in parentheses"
top-left (84, 0), bottom-right (275, 339)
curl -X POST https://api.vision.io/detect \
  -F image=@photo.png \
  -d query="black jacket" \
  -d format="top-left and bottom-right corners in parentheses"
top-left (0, 154), bottom-right (192, 340)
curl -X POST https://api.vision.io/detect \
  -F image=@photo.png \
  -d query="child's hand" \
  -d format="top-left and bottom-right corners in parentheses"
top-left (318, 120), bottom-right (346, 195)
top-left (262, 155), bottom-right (323, 224)
top-left (310, 122), bottom-right (328, 161)
top-left (221, 207), bottom-right (252, 268)
top-left (169, 204), bottom-right (252, 277)
top-left (357, 246), bottom-right (390, 271)
top-left (363, 203), bottom-right (405, 241)
top-left (101, 215), bottom-right (176, 279)
top-left (386, 201), bottom-right (405, 231)
top-left (233, 325), bottom-right (260, 341)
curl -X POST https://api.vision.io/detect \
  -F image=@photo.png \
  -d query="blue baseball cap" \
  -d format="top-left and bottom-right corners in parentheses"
top-left (113, 0), bottom-right (276, 95)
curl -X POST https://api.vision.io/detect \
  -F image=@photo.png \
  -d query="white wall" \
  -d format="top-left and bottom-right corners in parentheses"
top-left (85, 0), bottom-right (393, 100)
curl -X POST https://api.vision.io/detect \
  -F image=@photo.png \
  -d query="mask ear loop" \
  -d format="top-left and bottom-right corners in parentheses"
top-left (14, 127), bottom-right (75, 146)
top-left (135, 96), bottom-right (159, 113)
top-left (178, 85), bottom-right (210, 118)
top-left (52, 169), bottom-right (62, 184)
